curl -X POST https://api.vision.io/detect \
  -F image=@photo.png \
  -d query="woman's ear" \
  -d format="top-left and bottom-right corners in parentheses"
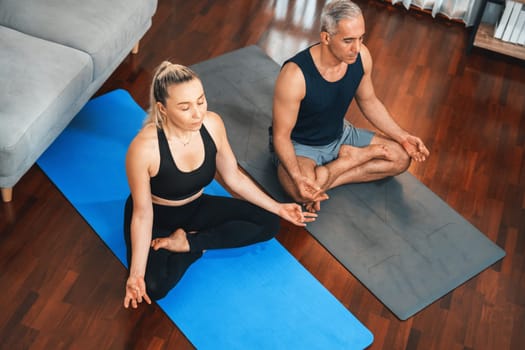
top-left (157, 101), bottom-right (167, 116)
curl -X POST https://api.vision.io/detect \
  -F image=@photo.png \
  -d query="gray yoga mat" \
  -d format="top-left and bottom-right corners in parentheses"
top-left (191, 45), bottom-right (506, 320)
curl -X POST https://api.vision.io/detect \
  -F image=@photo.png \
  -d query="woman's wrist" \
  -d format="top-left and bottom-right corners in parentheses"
top-left (129, 267), bottom-right (145, 278)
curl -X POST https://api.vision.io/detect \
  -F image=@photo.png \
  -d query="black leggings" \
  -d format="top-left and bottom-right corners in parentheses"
top-left (124, 194), bottom-right (280, 300)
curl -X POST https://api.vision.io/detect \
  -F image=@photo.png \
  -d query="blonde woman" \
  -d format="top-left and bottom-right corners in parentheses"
top-left (123, 62), bottom-right (316, 309)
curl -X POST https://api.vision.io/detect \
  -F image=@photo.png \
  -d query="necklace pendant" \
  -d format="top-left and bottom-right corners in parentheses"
top-left (181, 132), bottom-right (192, 146)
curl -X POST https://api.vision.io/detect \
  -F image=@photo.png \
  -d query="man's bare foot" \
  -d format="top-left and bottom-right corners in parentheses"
top-left (314, 165), bottom-right (330, 192)
top-left (151, 228), bottom-right (190, 252)
top-left (339, 144), bottom-right (389, 163)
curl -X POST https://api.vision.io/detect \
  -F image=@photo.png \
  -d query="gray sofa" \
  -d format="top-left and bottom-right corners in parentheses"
top-left (0, 0), bottom-right (158, 202)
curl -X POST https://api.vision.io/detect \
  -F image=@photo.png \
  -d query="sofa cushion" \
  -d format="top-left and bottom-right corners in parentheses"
top-left (0, 0), bottom-right (157, 78)
top-left (0, 26), bottom-right (93, 181)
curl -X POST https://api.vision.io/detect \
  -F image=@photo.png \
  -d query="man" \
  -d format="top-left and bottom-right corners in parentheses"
top-left (270, 0), bottom-right (429, 212)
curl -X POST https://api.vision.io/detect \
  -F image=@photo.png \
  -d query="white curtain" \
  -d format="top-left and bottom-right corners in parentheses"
top-left (390, 0), bottom-right (482, 26)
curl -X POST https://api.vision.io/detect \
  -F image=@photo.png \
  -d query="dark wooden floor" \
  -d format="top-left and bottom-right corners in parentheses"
top-left (1, 1), bottom-right (524, 349)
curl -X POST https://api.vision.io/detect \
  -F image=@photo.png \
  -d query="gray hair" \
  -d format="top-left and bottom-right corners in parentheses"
top-left (320, 0), bottom-right (362, 35)
top-left (145, 61), bottom-right (200, 128)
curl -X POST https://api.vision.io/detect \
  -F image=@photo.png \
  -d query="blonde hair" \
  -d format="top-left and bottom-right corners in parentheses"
top-left (321, 0), bottom-right (362, 35)
top-left (144, 61), bottom-right (200, 128)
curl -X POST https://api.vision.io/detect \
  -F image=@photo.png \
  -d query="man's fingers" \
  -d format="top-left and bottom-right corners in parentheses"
top-left (312, 191), bottom-right (328, 202)
top-left (411, 151), bottom-right (427, 162)
top-left (305, 202), bottom-right (316, 213)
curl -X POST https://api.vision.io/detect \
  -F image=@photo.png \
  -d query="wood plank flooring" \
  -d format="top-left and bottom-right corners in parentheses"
top-left (1, 1), bottom-right (524, 349)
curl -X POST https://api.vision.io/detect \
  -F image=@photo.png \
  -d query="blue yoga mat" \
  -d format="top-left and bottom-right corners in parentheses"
top-left (37, 89), bottom-right (373, 350)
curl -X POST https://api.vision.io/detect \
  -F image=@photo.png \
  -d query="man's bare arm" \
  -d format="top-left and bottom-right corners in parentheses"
top-left (354, 45), bottom-right (409, 141)
top-left (272, 62), bottom-right (326, 201)
top-left (272, 62), bottom-right (305, 182)
top-left (355, 45), bottom-right (429, 160)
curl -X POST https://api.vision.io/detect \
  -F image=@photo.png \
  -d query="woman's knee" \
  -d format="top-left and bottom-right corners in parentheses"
top-left (145, 270), bottom-right (181, 301)
top-left (260, 210), bottom-right (280, 240)
top-left (266, 213), bottom-right (281, 235)
top-left (145, 279), bottom-right (171, 301)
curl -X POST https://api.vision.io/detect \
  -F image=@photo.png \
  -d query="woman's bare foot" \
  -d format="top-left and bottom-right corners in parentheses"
top-left (151, 228), bottom-right (190, 252)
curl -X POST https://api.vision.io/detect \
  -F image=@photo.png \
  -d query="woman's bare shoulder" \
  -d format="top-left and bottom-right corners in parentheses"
top-left (202, 111), bottom-right (227, 146)
top-left (128, 123), bottom-right (158, 156)
top-left (136, 123), bottom-right (158, 140)
top-left (203, 111), bottom-right (225, 132)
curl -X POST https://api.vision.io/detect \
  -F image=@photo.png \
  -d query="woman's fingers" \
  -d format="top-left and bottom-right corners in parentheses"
top-left (143, 293), bottom-right (152, 305)
top-left (303, 211), bottom-right (317, 221)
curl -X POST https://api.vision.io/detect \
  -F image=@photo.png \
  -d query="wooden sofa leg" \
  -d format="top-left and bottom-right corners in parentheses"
top-left (132, 41), bottom-right (140, 54)
top-left (1, 187), bottom-right (13, 202)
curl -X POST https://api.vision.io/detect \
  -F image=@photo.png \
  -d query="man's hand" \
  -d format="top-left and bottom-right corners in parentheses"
top-left (293, 175), bottom-right (329, 213)
top-left (295, 175), bottom-right (329, 204)
top-left (401, 135), bottom-right (429, 162)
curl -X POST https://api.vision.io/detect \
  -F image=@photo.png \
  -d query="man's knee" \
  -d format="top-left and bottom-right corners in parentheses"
top-left (393, 143), bottom-right (411, 173)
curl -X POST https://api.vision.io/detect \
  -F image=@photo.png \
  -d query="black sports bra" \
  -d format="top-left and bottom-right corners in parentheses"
top-left (150, 125), bottom-right (217, 200)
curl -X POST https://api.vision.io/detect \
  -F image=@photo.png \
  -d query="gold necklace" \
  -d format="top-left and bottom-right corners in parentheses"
top-left (178, 131), bottom-right (193, 147)
top-left (164, 125), bottom-right (193, 147)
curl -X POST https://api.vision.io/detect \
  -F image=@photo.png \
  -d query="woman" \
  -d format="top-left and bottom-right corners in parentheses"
top-left (123, 62), bottom-right (316, 309)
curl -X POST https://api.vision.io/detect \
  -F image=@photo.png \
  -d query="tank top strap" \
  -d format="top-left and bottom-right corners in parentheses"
top-left (157, 128), bottom-right (170, 165)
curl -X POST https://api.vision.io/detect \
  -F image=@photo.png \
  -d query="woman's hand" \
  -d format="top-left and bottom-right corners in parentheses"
top-left (278, 203), bottom-right (317, 227)
top-left (124, 275), bottom-right (152, 309)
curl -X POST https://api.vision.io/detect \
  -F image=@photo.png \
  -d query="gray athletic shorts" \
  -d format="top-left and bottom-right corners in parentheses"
top-left (291, 123), bottom-right (375, 166)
